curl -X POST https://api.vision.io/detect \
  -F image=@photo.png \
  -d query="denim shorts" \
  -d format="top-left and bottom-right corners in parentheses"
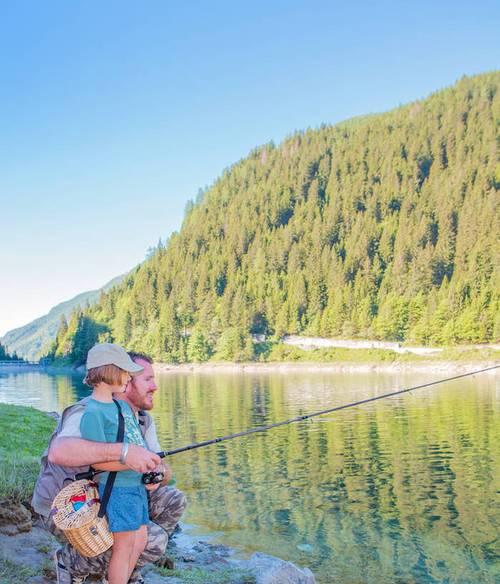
top-left (98, 483), bottom-right (149, 533)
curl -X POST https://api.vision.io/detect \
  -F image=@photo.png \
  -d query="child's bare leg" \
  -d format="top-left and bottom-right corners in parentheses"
top-left (127, 525), bottom-right (147, 579)
top-left (108, 531), bottom-right (137, 584)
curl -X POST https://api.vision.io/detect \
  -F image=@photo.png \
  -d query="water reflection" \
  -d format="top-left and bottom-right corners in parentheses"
top-left (0, 370), bottom-right (89, 411)
top-left (0, 368), bottom-right (498, 583)
top-left (152, 372), bottom-right (499, 584)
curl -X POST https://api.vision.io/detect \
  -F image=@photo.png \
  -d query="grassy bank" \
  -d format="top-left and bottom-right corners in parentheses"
top-left (263, 344), bottom-right (499, 363)
top-left (0, 403), bottom-right (56, 504)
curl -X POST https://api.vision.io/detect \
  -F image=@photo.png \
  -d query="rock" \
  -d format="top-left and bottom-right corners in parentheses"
top-left (204, 555), bottom-right (230, 566)
top-left (206, 543), bottom-right (232, 557)
top-left (144, 573), bottom-right (183, 584)
top-left (0, 519), bottom-right (318, 584)
top-left (0, 526), bottom-right (57, 577)
top-left (248, 552), bottom-right (316, 584)
top-left (0, 501), bottom-right (32, 535)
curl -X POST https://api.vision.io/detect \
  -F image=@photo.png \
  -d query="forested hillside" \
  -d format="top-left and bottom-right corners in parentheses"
top-left (1, 275), bottom-right (125, 360)
top-left (47, 73), bottom-right (499, 364)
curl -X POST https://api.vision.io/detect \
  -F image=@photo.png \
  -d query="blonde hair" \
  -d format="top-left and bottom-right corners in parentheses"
top-left (84, 364), bottom-right (129, 388)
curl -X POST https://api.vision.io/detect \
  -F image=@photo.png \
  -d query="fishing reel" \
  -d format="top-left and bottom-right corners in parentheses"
top-left (142, 470), bottom-right (165, 485)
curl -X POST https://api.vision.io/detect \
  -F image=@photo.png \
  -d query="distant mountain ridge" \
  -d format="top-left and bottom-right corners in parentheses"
top-left (1, 275), bottom-right (125, 360)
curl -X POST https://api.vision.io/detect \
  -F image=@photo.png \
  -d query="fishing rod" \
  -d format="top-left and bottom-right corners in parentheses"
top-left (156, 364), bottom-right (499, 461)
top-left (77, 364), bottom-right (498, 484)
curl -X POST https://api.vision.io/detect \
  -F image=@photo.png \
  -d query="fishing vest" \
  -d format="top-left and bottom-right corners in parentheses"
top-left (31, 396), bottom-right (153, 518)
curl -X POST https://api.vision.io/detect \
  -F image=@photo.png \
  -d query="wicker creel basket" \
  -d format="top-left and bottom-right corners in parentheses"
top-left (51, 479), bottom-right (113, 557)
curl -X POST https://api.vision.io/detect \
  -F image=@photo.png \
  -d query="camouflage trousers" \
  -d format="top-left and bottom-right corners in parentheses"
top-left (42, 485), bottom-right (186, 581)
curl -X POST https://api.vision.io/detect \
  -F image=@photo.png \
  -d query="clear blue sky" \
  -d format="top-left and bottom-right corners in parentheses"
top-left (1, 0), bottom-right (498, 337)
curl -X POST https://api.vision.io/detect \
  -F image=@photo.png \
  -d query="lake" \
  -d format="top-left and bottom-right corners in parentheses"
top-left (0, 367), bottom-right (498, 583)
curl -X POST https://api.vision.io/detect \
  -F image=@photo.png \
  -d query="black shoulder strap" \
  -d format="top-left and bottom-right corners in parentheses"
top-left (97, 399), bottom-right (125, 518)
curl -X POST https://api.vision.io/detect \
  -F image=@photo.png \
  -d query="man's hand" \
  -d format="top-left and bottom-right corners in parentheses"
top-left (125, 444), bottom-right (161, 473)
top-left (144, 462), bottom-right (172, 491)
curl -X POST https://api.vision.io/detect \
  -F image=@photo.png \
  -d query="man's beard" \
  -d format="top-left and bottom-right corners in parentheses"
top-left (129, 385), bottom-right (153, 410)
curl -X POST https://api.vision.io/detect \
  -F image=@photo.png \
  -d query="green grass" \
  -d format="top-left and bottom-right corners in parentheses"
top-left (265, 343), bottom-right (499, 364)
top-left (435, 347), bottom-right (499, 362)
top-left (156, 566), bottom-right (255, 584)
top-left (0, 403), bottom-right (56, 504)
top-left (36, 542), bottom-right (52, 554)
top-left (0, 556), bottom-right (37, 584)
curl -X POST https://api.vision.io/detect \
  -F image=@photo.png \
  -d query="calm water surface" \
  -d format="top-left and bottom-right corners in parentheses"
top-left (1, 368), bottom-right (498, 584)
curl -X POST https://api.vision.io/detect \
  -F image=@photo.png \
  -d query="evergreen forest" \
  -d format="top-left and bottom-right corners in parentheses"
top-left (0, 342), bottom-right (21, 361)
top-left (46, 72), bottom-right (499, 365)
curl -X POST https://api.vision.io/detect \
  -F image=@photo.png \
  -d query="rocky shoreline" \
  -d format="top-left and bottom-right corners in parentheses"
top-left (3, 356), bottom-right (497, 378)
top-left (153, 359), bottom-right (499, 374)
top-left (0, 504), bottom-right (316, 584)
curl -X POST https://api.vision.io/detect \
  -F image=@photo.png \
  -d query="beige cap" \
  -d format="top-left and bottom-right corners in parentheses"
top-left (86, 343), bottom-right (143, 375)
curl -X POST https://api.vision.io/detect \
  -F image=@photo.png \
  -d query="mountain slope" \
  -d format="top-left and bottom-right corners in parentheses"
top-left (1, 275), bottom-right (125, 360)
top-left (49, 72), bottom-right (499, 364)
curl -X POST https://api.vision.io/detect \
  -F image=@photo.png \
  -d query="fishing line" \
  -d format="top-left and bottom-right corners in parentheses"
top-left (157, 364), bottom-right (499, 459)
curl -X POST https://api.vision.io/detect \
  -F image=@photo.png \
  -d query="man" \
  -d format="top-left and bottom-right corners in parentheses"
top-left (32, 351), bottom-right (187, 584)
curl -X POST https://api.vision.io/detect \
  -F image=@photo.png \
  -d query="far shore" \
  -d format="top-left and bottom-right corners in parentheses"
top-left (153, 359), bottom-right (500, 375)
top-left (1, 360), bottom-right (498, 375)
top-left (2, 343), bottom-right (498, 376)
top-left (0, 363), bottom-right (81, 374)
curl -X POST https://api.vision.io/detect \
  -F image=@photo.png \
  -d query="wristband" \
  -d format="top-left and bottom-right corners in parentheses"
top-left (120, 443), bottom-right (129, 464)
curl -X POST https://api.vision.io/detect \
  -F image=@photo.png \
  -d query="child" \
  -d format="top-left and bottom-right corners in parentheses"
top-left (80, 342), bottom-right (150, 584)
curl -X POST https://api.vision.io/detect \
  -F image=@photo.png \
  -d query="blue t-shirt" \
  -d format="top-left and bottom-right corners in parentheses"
top-left (80, 398), bottom-right (148, 487)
